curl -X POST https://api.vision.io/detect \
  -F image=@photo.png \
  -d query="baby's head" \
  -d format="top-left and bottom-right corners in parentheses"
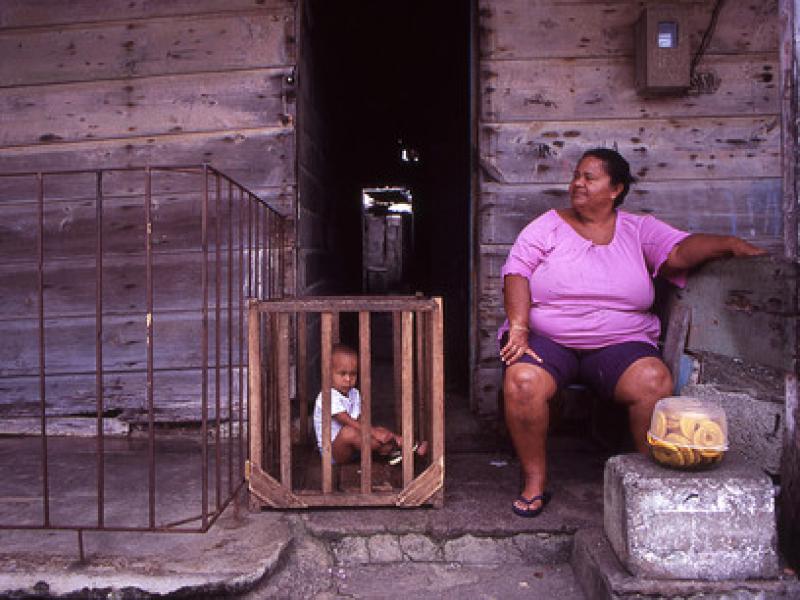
top-left (331, 343), bottom-right (358, 396)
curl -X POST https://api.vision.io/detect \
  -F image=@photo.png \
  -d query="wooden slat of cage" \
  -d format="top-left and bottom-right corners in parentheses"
top-left (277, 312), bottom-right (291, 490)
top-left (358, 310), bottom-right (373, 494)
top-left (248, 302), bottom-right (262, 476)
top-left (431, 297), bottom-right (445, 508)
top-left (321, 313), bottom-right (333, 494)
top-left (401, 310), bottom-right (414, 487)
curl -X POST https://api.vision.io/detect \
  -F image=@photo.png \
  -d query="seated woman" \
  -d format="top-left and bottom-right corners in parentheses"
top-left (499, 147), bottom-right (765, 518)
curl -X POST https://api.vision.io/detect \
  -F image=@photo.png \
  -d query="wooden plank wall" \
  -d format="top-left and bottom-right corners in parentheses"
top-left (474, 0), bottom-right (782, 415)
top-left (0, 0), bottom-right (297, 424)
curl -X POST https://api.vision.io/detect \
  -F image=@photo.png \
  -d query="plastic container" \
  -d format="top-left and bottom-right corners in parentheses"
top-left (646, 396), bottom-right (728, 470)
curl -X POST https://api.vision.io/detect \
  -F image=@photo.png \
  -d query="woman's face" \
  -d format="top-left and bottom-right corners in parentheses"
top-left (568, 156), bottom-right (623, 212)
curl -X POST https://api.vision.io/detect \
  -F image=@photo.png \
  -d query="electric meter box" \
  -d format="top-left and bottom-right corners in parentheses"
top-left (634, 5), bottom-right (690, 96)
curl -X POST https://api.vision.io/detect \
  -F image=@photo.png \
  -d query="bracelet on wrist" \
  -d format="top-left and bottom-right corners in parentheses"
top-left (510, 324), bottom-right (529, 333)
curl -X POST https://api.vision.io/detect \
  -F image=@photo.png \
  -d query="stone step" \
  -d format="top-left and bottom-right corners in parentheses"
top-left (572, 528), bottom-right (800, 600)
top-left (240, 523), bottom-right (586, 599)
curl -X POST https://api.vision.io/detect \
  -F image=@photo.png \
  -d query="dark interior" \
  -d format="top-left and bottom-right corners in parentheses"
top-left (303, 0), bottom-right (472, 393)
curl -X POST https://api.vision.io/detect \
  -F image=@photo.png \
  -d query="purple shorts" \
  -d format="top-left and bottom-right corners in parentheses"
top-left (501, 331), bottom-right (662, 399)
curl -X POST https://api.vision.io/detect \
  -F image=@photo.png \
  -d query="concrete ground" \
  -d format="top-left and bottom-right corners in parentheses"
top-left (0, 395), bottom-right (607, 598)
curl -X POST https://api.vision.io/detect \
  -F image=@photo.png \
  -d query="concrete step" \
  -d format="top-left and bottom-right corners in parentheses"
top-left (241, 522), bottom-right (586, 600)
top-left (572, 528), bottom-right (800, 600)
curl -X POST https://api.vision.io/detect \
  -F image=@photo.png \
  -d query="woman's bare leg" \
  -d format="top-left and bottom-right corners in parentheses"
top-left (613, 357), bottom-right (673, 453)
top-left (503, 363), bottom-right (558, 511)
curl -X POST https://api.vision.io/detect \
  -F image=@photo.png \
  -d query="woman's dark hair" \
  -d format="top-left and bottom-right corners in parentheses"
top-left (580, 147), bottom-right (636, 208)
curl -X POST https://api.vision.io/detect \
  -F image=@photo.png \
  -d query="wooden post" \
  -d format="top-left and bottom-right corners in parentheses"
top-left (321, 313), bottom-right (333, 493)
top-left (430, 297), bottom-right (445, 508)
top-left (401, 311), bottom-right (414, 487)
top-left (248, 302), bottom-right (262, 476)
top-left (277, 312), bottom-right (291, 490)
top-left (359, 311), bottom-right (372, 494)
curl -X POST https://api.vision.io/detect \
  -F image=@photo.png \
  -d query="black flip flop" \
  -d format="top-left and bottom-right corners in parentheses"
top-left (511, 491), bottom-right (552, 518)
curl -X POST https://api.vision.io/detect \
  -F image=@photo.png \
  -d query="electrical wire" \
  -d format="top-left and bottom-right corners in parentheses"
top-left (690, 0), bottom-right (727, 80)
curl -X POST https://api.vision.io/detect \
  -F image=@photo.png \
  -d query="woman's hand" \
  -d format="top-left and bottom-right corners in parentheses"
top-left (728, 237), bottom-right (767, 257)
top-left (500, 325), bottom-right (542, 366)
top-left (665, 234), bottom-right (768, 272)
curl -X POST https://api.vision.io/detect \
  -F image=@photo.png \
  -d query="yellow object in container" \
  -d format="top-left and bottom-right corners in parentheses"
top-left (646, 397), bottom-right (728, 469)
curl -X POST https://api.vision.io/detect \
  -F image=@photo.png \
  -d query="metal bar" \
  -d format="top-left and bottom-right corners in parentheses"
top-left (95, 170), bottom-right (105, 528)
top-left (262, 204), bottom-right (268, 299)
top-left (278, 313), bottom-right (291, 488)
top-left (37, 172), bottom-right (50, 528)
top-left (145, 167), bottom-right (156, 529)
top-left (228, 180), bottom-right (234, 494)
top-left (254, 198), bottom-right (260, 299)
top-left (215, 173), bottom-right (222, 511)
top-left (201, 165), bottom-right (210, 529)
top-left (278, 217), bottom-right (285, 298)
top-left (248, 192), bottom-right (254, 299)
top-left (266, 210), bottom-right (273, 299)
top-left (358, 311), bottom-right (372, 494)
top-left (401, 311), bottom-right (414, 487)
top-left (78, 530), bottom-right (85, 563)
top-left (321, 314), bottom-right (333, 493)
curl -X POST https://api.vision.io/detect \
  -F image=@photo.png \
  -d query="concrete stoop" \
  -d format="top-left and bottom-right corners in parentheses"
top-left (572, 528), bottom-right (800, 600)
top-left (246, 521), bottom-right (587, 600)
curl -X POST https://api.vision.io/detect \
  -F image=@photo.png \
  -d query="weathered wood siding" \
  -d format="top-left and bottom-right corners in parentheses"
top-left (0, 0), bottom-right (297, 423)
top-left (474, 0), bottom-right (782, 414)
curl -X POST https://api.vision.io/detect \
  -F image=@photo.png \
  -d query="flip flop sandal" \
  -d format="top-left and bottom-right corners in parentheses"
top-left (387, 442), bottom-right (421, 466)
top-left (511, 491), bottom-right (552, 518)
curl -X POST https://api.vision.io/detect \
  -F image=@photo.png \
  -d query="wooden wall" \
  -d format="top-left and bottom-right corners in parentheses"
top-left (0, 0), bottom-right (297, 424)
top-left (473, 0), bottom-right (783, 414)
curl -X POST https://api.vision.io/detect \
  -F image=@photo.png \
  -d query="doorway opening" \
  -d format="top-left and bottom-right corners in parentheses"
top-left (361, 187), bottom-right (414, 294)
top-left (297, 1), bottom-right (472, 393)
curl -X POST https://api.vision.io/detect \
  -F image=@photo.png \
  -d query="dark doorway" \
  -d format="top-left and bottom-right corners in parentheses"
top-left (298, 1), bottom-right (472, 393)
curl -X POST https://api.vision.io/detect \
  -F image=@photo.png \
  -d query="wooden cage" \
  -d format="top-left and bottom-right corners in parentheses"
top-left (247, 296), bottom-right (444, 508)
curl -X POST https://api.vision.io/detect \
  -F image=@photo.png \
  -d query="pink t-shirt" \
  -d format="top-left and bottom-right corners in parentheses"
top-left (498, 209), bottom-right (690, 349)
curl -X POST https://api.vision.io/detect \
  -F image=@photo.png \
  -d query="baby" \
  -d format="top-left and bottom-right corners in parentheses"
top-left (313, 343), bottom-right (427, 464)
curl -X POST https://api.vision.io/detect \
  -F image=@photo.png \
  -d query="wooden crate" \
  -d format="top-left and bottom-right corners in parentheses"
top-left (247, 296), bottom-right (444, 508)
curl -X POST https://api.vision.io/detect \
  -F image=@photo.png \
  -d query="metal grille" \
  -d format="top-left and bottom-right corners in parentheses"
top-left (0, 165), bottom-right (286, 538)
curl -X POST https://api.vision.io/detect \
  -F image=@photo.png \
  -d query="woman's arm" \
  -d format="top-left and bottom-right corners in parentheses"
top-left (500, 274), bottom-right (541, 365)
top-left (662, 233), bottom-right (766, 274)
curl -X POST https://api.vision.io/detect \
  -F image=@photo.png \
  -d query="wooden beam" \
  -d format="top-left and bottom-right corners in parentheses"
top-left (396, 457), bottom-right (444, 507)
top-left (248, 301), bottom-right (262, 472)
top-left (249, 465), bottom-right (307, 509)
top-left (359, 311), bottom-right (372, 495)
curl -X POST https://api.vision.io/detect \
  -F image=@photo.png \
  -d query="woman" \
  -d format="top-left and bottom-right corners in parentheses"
top-left (499, 148), bottom-right (764, 518)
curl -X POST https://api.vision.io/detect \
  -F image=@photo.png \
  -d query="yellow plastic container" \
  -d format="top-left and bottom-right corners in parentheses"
top-left (647, 397), bottom-right (728, 470)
